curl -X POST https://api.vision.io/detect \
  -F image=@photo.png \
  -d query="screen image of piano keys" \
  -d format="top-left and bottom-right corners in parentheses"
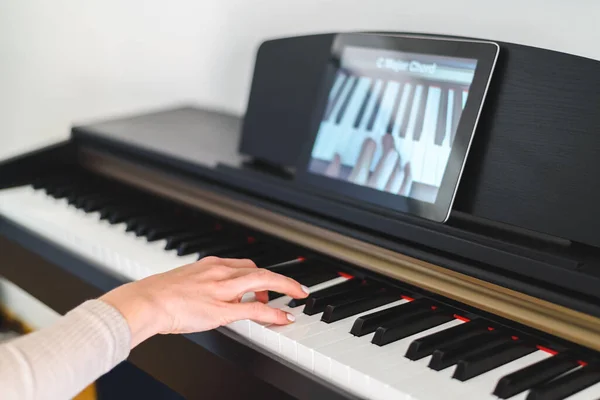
top-left (309, 50), bottom-right (475, 204)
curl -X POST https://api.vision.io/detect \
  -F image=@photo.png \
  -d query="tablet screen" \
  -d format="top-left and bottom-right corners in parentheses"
top-left (297, 33), bottom-right (499, 222)
top-left (309, 46), bottom-right (477, 204)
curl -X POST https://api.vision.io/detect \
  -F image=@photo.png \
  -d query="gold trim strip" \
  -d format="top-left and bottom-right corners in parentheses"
top-left (81, 149), bottom-right (600, 352)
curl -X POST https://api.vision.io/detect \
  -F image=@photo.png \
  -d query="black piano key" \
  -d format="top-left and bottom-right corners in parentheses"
top-left (321, 288), bottom-right (400, 323)
top-left (134, 220), bottom-right (158, 236)
top-left (254, 252), bottom-right (300, 268)
top-left (107, 208), bottom-right (152, 224)
top-left (197, 241), bottom-right (255, 260)
top-left (372, 309), bottom-right (453, 346)
top-left (267, 260), bottom-right (339, 286)
top-left (303, 281), bottom-right (375, 316)
top-left (350, 298), bottom-right (431, 337)
top-left (32, 177), bottom-right (46, 190)
top-left (98, 207), bottom-right (115, 220)
top-left (165, 232), bottom-right (210, 251)
top-left (46, 184), bottom-right (74, 199)
top-left (135, 214), bottom-right (182, 238)
top-left (216, 242), bottom-right (270, 259)
top-left (293, 270), bottom-right (340, 288)
top-left (354, 79), bottom-right (375, 129)
top-left (405, 319), bottom-right (486, 360)
top-left (65, 186), bottom-right (104, 204)
top-left (125, 216), bottom-right (155, 232)
top-left (366, 81), bottom-right (388, 131)
top-left (335, 76), bottom-right (359, 124)
top-left (269, 261), bottom-right (340, 283)
top-left (81, 196), bottom-right (120, 213)
top-left (288, 278), bottom-right (360, 308)
top-left (386, 83), bottom-right (403, 134)
top-left (453, 339), bottom-right (536, 381)
top-left (398, 84), bottom-right (415, 138)
top-left (428, 330), bottom-right (511, 371)
top-left (145, 223), bottom-right (192, 241)
top-left (177, 236), bottom-right (224, 256)
top-left (268, 291), bottom-right (285, 301)
top-left (526, 364), bottom-right (600, 400)
top-left (323, 72), bottom-right (349, 121)
top-left (435, 87), bottom-right (448, 145)
top-left (98, 202), bottom-right (140, 221)
top-left (412, 84), bottom-right (429, 141)
top-left (493, 351), bottom-right (581, 399)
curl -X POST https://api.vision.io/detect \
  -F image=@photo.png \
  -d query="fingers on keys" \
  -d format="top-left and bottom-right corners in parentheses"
top-left (229, 301), bottom-right (297, 325)
top-left (348, 138), bottom-right (377, 184)
top-left (226, 268), bottom-right (310, 301)
top-left (325, 153), bottom-right (342, 177)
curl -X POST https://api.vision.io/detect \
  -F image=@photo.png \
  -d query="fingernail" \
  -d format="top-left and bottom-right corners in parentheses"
top-left (301, 285), bottom-right (310, 295)
top-left (286, 313), bottom-right (296, 322)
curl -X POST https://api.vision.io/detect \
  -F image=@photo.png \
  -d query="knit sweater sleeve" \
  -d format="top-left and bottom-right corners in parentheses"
top-left (0, 299), bottom-right (131, 400)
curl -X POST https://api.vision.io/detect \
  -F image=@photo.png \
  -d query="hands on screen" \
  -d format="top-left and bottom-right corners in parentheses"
top-left (323, 134), bottom-right (413, 196)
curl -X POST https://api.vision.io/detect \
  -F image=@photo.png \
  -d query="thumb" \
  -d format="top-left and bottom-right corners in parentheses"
top-left (225, 302), bottom-right (295, 326)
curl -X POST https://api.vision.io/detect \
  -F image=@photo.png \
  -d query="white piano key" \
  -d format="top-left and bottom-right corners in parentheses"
top-left (334, 77), bottom-right (372, 166)
top-left (328, 71), bottom-right (347, 102)
top-left (1, 186), bottom-right (222, 281)
top-left (343, 320), bottom-right (464, 383)
top-left (406, 350), bottom-right (552, 400)
top-left (396, 84), bottom-right (423, 182)
top-left (261, 277), bottom-right (350, 353)
top-left (398, 162), bottom-right (413, 197)
top-left (322, 76), bottom-right (364, 159)
top-left (369, 81), bottom-right (401, 170)
top-left (347, 138), bottom-right (376, 185)
top-left (344, 79), bottom-right (383, 168)
top-left (390, 83), bottom-right (412, 139)
top-left (507, 392), bottom-right (528, 400)
top-left (367, 148), bottom-right (399, 190)
top-left (3, 185), bottom-right (584, 400)
top-left (312, 75), bottom-right (356, 161)
top-left (384, 158), bottom-right (405, 194)
top-left (419, 86), bottom-right (442, 187)
top-left (297, 300), bottom-right (407, 349)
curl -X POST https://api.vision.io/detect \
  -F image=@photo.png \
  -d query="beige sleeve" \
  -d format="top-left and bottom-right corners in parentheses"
top-left (0, 299), bottom-right (131, 400)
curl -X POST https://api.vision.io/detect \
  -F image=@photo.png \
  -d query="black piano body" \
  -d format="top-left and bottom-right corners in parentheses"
top-left (2, 31), bottom-right (600, 399)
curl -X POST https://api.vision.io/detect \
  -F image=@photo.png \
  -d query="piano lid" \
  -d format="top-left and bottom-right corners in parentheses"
top-left (73, 105), bottom-right (245, 171)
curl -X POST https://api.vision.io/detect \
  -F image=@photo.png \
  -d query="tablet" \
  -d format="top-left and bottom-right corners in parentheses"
top-left (296, 33), bottom-right (499, 222)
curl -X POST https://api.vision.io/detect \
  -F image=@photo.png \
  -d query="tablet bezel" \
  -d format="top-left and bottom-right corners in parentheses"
top-left (295, 33), bottom-right (499, 223)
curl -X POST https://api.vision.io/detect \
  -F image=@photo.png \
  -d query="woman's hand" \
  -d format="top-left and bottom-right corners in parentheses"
top-left (100, 256), bottom-right (310, 348)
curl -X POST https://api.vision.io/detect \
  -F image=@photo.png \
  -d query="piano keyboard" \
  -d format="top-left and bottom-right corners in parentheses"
top-left (2, 170), bottom-right (600, 400)
top-left (313, 71), bottom-right (467, 199)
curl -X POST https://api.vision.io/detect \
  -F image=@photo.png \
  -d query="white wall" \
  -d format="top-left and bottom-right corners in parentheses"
top-left (0, 0), bottom-right (599, 161)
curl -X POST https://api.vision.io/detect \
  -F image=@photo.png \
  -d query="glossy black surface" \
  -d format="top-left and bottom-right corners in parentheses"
top-left (405, 319), bottom-right (485, 360)
top-left (453, 340), bottom-right (535, 381)
top-left (493, 351), bottom-right (580, 399)
top-left (526, 364), bottom-right (600, 400)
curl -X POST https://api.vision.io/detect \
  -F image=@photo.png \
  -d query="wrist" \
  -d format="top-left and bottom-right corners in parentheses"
top-left (100, 282), bottom-right (160, 348)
